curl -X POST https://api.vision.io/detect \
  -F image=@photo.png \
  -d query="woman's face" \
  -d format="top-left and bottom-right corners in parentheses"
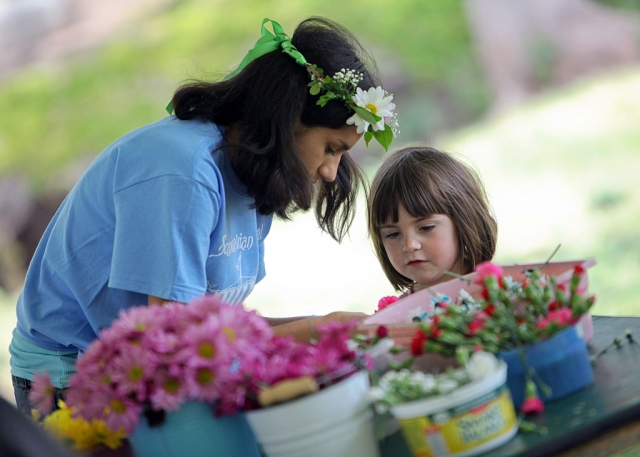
top-left (295, 125), bottom-right (363, 183)
top-left (380, 205), bottom-right (464, 291)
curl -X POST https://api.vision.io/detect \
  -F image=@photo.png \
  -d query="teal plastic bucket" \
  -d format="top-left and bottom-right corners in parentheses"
top-left (128, 401), bottom-right (261, 457)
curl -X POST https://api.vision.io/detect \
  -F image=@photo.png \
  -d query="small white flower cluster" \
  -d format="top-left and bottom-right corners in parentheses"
top-left (368, 368), bottom-right (469, 414)
top-left (385, 111), bottom-right (400, 137)
top-left (332, 68), bottom-right (363, 91)
top-left (368, 352), bottom-right (501, 413)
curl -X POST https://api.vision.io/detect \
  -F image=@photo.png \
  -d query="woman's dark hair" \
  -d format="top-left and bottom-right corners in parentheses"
top-left (170, 17), bottom-right (380, 242)
top-left (368, 146), bottom-right (498, 291)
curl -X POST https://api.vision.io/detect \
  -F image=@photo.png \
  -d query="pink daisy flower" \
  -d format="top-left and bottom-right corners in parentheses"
top-left (111, 344), bottom-right (154, 400)
top-left (29, 372), bottom-right (56, 416)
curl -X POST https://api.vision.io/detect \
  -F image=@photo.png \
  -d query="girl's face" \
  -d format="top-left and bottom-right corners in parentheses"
top-left (295, 125), bottom-right (362, 183)
top-left (380, 205), bottom-right (464, 291)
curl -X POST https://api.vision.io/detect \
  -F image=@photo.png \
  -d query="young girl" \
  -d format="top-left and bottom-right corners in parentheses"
top-left (10, 17), bottom-right (397, 414)
top-left (368, 146), bottom-right (496, 298)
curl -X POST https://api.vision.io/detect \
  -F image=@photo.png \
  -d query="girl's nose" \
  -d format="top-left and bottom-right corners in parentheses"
top-left (318, 155), bottom-right (341, 182)
top-left (402, 235), bottom-right (420, 253)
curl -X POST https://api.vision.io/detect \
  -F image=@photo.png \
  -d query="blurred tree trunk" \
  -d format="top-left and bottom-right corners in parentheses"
top-left (464, 0), bottom-right (640, 112)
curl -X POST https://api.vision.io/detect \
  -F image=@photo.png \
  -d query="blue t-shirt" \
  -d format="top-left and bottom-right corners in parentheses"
top-left (13, 116), bottom-right (272, 353)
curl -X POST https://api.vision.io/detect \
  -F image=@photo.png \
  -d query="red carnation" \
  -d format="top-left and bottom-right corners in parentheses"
top-left (410, 331), bottom-right (427, 356)
top-left (574, 264), bottom-right (585, 275)
top-left (484, 304), bottom-right (496, 316)
top-left (480, 288), bottom-right (490, 300)
top-left (376, 325), bottom-right (389, 339)
top-left (468, 319), bottom-right (485, 334)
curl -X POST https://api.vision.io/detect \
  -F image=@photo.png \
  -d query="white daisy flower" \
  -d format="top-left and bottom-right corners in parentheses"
top-left (346, 86), bottom-right (395, 133)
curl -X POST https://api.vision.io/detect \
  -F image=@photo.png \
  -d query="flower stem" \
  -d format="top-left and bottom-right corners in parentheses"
top-left (442, 270), bottom-right (472, 285)
top-left (538, 244), bottom-right (561, 272)
top-left (590, 330), bottom-right (635, 363)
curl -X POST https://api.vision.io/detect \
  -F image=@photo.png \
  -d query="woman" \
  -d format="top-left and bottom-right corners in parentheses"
top-left (10, 16), bottom-right (398, 414)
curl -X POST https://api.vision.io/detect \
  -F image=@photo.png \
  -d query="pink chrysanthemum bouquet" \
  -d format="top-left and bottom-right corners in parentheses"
top-left (31, 295), bottom-right (376, 441)
top-left (62, 296), bottom-right (272, 434)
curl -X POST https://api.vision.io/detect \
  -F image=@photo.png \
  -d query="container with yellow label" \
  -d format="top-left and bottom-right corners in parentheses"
top-left (390, 363), bottom-right (517, 457)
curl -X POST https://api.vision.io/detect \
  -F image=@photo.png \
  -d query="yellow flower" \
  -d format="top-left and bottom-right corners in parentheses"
top-left (38, 400), bottom-right (124, 452)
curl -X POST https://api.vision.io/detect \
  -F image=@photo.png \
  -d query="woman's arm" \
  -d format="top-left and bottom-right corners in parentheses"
top-left (149, 295), bottom-right (368, 343)
top-left (268, 312), bottom-right (369, 342)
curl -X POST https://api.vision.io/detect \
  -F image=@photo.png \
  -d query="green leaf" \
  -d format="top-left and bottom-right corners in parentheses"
top-left (374, 124), bottom-right (394, 152)
top-left (352, 105), bottom-right (381, 124)
top-left (309, 84), bottom-right (321, 96)
top-left (364, 131), bottom-right (373, 146)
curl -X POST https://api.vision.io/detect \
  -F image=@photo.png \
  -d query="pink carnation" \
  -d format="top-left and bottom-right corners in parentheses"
top-left (537, 308), bottom-right (573, 330)
top-left (377, 295), bottom-right (399, 311)
top-left (521, 378), bottom-right (545, 415)
top-left (474, 261), bottom-right (503, 284)
top-left (521, 396), bottom-right (545, 415)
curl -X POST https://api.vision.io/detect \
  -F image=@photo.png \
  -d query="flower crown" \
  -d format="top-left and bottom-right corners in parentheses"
top-left (306, 64), bottom-right (399, 151)
top-left (168, 18), bottom-right (398, 151)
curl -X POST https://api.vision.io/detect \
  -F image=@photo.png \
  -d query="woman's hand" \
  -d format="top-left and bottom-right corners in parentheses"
top-left (312, 311), bottom-right (369, 327)
top-left (270, 312), bottom-right (370, 342)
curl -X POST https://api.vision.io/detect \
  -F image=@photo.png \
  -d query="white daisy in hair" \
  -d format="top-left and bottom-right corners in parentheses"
top-left (347, 86), bottom-right (395, 133)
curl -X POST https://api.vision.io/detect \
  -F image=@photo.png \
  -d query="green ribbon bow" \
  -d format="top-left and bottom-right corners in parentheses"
top-left (166, 18), bottom-right (305, 114)
top-left (230, 18), bottom-right (307, 77)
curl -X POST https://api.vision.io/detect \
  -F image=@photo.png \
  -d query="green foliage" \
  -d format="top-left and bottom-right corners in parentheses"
top-left (0, 0), bottom-right (478, 190)
top-left (443, 68), bottom-right (640, 318)
top-left (592, 0), bottom-right (640, 10)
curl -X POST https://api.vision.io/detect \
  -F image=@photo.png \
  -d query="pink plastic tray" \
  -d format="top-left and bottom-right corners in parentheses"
top-left (359, 259), bottom-right (597, 352)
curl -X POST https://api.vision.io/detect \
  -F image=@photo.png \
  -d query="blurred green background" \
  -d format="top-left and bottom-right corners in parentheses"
top-left (1, 0), bottom-right (639, 401)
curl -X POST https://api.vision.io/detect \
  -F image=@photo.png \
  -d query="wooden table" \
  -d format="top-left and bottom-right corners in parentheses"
top-left (379, 315), bottom-right (640, 457)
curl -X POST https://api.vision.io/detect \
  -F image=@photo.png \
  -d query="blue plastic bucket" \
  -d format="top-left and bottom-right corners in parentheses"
top-left (497, 325), bottom-right (593, 408)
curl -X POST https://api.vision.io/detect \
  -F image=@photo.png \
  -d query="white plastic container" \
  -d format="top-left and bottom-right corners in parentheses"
top-left (246, 371), bottom-right (380, 457)
top-left (390, 363), bottom-right (517, 457)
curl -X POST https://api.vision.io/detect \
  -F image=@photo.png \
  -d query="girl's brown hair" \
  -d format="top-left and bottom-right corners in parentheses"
top-left (368, 146), bottom-right (498, 291)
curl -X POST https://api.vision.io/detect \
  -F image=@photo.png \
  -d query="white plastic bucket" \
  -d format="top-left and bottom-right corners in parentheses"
top-left (246, 371), bottom-right (380, 457)
top-left (390, 362), bottom-right (517, 457)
